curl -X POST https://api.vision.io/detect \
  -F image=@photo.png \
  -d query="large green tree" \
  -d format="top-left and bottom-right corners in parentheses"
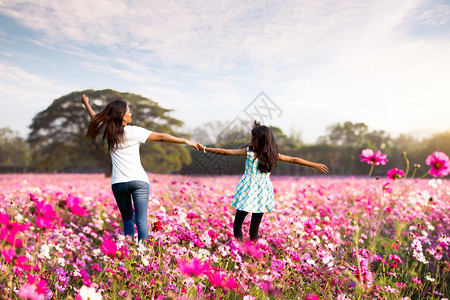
top-left (28, 89), bottom-right (192, 175)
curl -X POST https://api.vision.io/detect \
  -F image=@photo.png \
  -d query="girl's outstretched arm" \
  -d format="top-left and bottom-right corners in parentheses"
top-left (81, 94), bottom-right (96, 120)
top-left (197, 144), bottom-right (247, 156)
top-left (278, 153), bottom-right (329, 174)
top-left (147, 132), bottom-right (200, 150)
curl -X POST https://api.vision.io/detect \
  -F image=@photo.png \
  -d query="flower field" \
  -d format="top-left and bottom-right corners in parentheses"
top-left (0, 172), bottom-right (449, 300)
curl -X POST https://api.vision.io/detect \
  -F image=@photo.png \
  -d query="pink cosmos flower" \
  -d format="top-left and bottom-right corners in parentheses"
top-left (305, 295), bottom-right (321, 300)
top-left (389, 254), bottom-right (404, 264)
top-left (412, 276), bottom-right (422, 285)
top-left (66, 194), bottom-right (88, 216)
top-left (224, 277), bottom-right (238, 290)
top-left (208, 272), bottom-right (227, 288)
top-left (17, 273), bottom-right (48, 299)
top-left (0, 213), bottom-right (27, 248)
top-left (304, 219), bottom-right (316, 232)
top-left (259, 281), bottom-right (281, 297)
top-left (1, 248), bottom-right (30, 271)
top-left (387, 168), bottom-right (405, 180)
top-left (99, 235), bottom-right (128, 259)
top-left (34, 201), bottom-right (58, 229)
top-left (425, 151), bottom-right (450, 177)
top-left (179, 258), bottom-right (210, 277)
top-left (383, 182), bottom-right (393, 193)
top-left (242, 241), bottom-right (263, 259)
top-left (26, 274), bottom-right (48, 295)
top-left (360, 149), bottom-right (388, 166)
top-left (17, 284), bottom-right (44, 300)
top-left (207, 272), bottom-right (238, 291)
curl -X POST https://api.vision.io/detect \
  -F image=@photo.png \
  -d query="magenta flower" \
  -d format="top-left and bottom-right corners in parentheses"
top-left (34, 201), bottom-right (58, 229)
top-left (179, 258), bottom-right (210, 277)
top-left (0, 213), bottom-right (27, 248)
top-left (66, 194), bottom-right (88, 216)
top-left (99, 235), bottom-right (128, 259)
top-left (425, 151), bottom-right (450, 177)
top-left (360, 149), bottom-right (388, 166)
top-left (17, 273), bottom-right (48, 299)
top-left (241, 241), bottom-right (263, 259)
top-left (382, 182), bottom-right (393, 193)
top-left (387, 168), bottom-right (405, 180)
top-left (1, 248), bottom-right (30, 271)
top-left (305, 295), bottom-right (321, 300)
top-left (17, 284), bottom-right (43, 300)
top-left (259, 281), bottom-right (281, 297)
top-left (224, 277), bottom-right (238, 290)
top-left (26, 274), bottom-right (48, 295)
top-left (208, 272), bottom-right (238, 290)
top-left (99, 236), bottom-right (118, 258)
top-left (389, 254), bottom-right (404, 264)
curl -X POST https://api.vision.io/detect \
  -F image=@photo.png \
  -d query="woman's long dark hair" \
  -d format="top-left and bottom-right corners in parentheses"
top-left (86, 98), bottom-right (128, 151)
top-left (250, 121), bottom-right (278, 173)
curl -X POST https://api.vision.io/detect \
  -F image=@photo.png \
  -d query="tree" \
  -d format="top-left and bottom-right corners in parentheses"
top-left (27, 89), bottom-right (192, 175)
top-left (0, 127), bottom-right (31, 172)
top-left (319, 121), bottom-right (369, 146)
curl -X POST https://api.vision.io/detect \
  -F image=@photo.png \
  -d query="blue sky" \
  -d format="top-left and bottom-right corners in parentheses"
top-left (1, 0), bottom-right (450, 144)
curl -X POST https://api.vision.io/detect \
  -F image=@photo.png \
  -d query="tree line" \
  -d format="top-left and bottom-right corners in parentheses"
top-left (1, 89), bottom-right (449, 177)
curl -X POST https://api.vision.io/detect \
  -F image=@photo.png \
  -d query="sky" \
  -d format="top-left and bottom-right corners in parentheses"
top-left (1, 0), bottom-right (450, 144)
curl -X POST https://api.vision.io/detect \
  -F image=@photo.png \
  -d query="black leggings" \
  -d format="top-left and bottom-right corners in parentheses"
top-left (233, 209), bottom-right (264, 241)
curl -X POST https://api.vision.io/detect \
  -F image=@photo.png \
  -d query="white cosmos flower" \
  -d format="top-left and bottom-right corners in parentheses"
top-left (79, 285), bottom-right (102, 300)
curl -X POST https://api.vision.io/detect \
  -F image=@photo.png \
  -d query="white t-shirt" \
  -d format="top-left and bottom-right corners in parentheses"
top-left (109, 125), bottom-right (152, 185)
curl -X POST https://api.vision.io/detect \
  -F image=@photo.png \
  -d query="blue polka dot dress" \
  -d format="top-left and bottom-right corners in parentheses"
top-left (231, 148), bottom-right (275, 213)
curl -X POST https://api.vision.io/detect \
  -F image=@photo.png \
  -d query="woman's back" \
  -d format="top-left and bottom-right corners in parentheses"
top-left (109, 125), bottom-right (152, 185)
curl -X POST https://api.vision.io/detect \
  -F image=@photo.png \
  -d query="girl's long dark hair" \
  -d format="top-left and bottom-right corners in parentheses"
top-left (250, 121), bottom-right (278, 173)
top-left (86, 98), bottom-right (128, 151)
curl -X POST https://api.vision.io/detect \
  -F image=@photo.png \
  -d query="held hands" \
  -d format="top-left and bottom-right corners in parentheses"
top-left (314, 163), bottom-right (329, 174)
top-left (197, 143), bottom-right (206, 153)
top-left (185, 140), bottom-right (200, 151)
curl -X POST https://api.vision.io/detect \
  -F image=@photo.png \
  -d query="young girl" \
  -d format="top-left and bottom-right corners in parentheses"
top-left (198, 122), bottom-right (328, 241)
top-left (81, 94), bottom-right (199, 242)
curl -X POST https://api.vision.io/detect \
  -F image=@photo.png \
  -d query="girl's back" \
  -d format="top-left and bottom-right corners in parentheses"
top-left (244, 148), bottom-right (271, 178)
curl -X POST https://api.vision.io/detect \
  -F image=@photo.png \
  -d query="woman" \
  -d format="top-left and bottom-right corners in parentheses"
top-left (82, 94), bottom-right (199, 242)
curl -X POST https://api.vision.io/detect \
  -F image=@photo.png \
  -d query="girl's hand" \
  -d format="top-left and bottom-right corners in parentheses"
top-left (81, 94), bottom-right (89, 106)
top-left (197, 143), bottom-right (205, 152)
top-left (185, 140), bottom-right (200, 150)
top-left (314, 163), bottom-right (329, 174)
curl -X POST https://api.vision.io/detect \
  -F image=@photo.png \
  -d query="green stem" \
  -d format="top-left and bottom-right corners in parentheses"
top-left (411, 167), bottom-right (419, 179)
top-left (403, 154), bottom-right (410, 178)
top-left (368, 164), bottom-right (375, 177)
top-left (419, 172), bottom-right (429, 179)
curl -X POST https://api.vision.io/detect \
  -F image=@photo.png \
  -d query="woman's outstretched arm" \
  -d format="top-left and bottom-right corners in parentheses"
top-left (147, 132), bottom-right (200, 150)
top-left (278, 153), bottom-right (329, 174)
top-left (197, 144), bottom-right (247, 156)
top-left (81, 94), bottom-right (96, 120)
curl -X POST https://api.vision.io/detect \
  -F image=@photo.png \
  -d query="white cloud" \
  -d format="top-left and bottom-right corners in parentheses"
top-left (1, 0), bottom-right (450, 142)
top-left (418, 4), bottom-right (450, 26)
top-left (0, 61), bottom-right (70, 101)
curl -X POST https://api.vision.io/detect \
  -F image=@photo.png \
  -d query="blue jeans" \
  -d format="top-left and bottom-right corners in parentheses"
top-left (111, 181), bottom-right (149, 241)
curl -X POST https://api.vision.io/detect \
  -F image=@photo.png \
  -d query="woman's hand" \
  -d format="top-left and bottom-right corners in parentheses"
top-left (185, 140), bottom-right (200, 150)
top-left (81, 94), bottom-right (89, 106)
top-left (314, 163), bottom-right (329, 174)
top-left (81, 94), bottom-right (96, 119)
